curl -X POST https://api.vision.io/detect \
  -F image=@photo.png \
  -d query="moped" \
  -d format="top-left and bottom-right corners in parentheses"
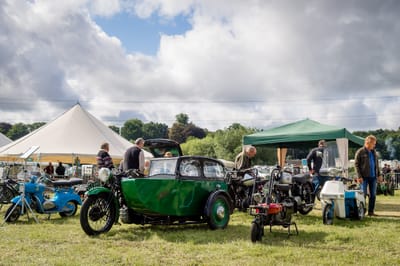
top-left (4, 174), bottom-right (83, 222)
top-left (320, 180), bottom-right (366, 225)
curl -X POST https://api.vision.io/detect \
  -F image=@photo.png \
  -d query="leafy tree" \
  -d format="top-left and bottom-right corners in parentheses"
top-left (109, 125), bottom-right (120, 134)
top-left (168, 123), bottom-right (186, 143)
top-left (181, 136), bottom-right (216, 157)
top-left (7, 123), bottom-right (29, 140)
top-left (0, 122), bottom-right (12, 136)
top-left (183, 123), bottom-right (206, 139)
top-left (142, 122), bottom-right (169, 139)
top-left (121, 119), bottom-right (143, 142)
top-left (29, 122), bottom-right (46, 132)
top-left (169, 114), bottom-right (205, 143)
top-left (176, 113), bottom-right (189, 125)
top-left (213, 123), bottom-right (255, 161)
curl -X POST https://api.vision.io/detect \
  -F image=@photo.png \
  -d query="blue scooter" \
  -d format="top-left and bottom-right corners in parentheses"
top-left (4, 174), bottom-right (82, 222)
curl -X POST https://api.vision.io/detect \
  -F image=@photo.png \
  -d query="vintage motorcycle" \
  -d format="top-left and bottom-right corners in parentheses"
top-left (0, 177), bottom-right (19, 209)
top-left (270, 166), bottom-right (314, 215)
top-left (249, 170), bottom-right (298, 242)
top-left (4, 174), bottom-right (83, 222)
top-left (226, 168), bottom-right (267, 212)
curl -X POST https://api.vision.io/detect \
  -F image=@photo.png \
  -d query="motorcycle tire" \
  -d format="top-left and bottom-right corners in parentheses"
top-left (356, 202), bottom-right (365, 220)
top-left (59, 201), bottom-right (78, 217)
top-left (251, 221), bottom-right (262, 243)
top-left (5, 204), bottom-right (21, 222)
top-left (322, 203), bottom-right (334, 225)
top-left (298, 183), bottom-right (314, 215)
top-left (80, 193), bottom-right (117, 236)
top-left (0, 185), bottom-right (17, 204)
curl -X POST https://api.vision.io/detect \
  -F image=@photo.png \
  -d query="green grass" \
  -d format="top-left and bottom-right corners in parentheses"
top-left (1, 193), bottom-right (400, 266)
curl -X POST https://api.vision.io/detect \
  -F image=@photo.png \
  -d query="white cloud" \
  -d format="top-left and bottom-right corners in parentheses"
top-left (0, 0), bottom-right (399, 132)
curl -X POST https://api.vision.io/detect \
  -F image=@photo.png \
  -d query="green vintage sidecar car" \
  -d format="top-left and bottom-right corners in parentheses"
top-left (80, 154), bottom-right (233, 236)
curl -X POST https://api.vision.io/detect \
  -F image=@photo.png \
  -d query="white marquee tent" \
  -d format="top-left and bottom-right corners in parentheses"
top-left (0, 132), bottom-right (12, 148)
top-left (0, 104), bottom-right (152, 164)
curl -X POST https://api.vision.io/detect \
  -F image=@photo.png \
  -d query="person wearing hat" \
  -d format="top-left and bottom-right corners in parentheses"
top-left (306, 140), bottom-right (327, 194)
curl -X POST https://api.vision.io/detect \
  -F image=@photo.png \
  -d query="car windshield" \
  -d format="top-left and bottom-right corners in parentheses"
top-left (148, 158), bottom-right (178, 176)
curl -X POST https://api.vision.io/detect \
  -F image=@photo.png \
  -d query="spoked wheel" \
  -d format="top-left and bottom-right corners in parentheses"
top-left (80, 193), bottom-right (116, 236)
top-left (206, 194), bottom-right (230, 230)
top-left (4, 204), bottom-right (21, 222)
top-left (356, 202), bottom-right (365, 220)
top-left (251, 221), bottom-right (263, 243)
top-left (0, 185), bottom-right (17, 204)
top-left (323, 203), bottom-right (334, 225)
top-left (298, 182), bottom-right (314, 215)
top-left (59, 201), bottom-right (78, 217)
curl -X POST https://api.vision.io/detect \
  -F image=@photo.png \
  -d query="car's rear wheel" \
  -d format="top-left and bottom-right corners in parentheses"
top-left (206, 194), bottom-right (230, 230)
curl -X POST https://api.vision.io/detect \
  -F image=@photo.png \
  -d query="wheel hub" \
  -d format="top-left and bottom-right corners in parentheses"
top-left (216, 206), bottom-right (225, 219)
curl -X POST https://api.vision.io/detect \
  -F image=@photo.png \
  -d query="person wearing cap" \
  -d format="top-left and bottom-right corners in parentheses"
top-left (123, 137), bottom-right (145, 175)
top-left (306, 140), bottom-right (327, 194)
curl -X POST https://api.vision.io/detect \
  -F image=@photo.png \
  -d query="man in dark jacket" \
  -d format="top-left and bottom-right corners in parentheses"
top-left (355, 135), bottom-right (380, 216)
top-left (306, 140), bottom-right (326, 193)
top-left (123, 138), bottom-right (145, 175)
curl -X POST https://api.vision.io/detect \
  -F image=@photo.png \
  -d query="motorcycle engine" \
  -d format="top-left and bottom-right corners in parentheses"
top-left (280, 172), bottom-right (293, 184)
top-left (279, 198), bottom-right (295, 223)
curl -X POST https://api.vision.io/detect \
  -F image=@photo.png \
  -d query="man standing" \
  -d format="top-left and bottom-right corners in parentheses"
top-left (55, 162), bottom-right (66, 176)
top-left (123, 138), bottom-right (145, 175)
top-left (234, 145), bottom-right (257, 171)
top-left (44, 162), bottom-right (54, 176)
top-left (355, 135), bottom-right (380, 216)
top-left (96, 142), bottom-right (114, 170)
top-left (306, 139), bottom-right (327, 194)
top-left (306, 140), bottom-right (326, 176)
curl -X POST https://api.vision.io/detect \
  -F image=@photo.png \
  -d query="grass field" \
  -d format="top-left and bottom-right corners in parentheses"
top-left (1, 193), bottom-right (400, 266)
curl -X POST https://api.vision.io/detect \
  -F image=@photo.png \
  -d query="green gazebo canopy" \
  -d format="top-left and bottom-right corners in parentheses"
top-left (243, 119), bottom-right (364, 148)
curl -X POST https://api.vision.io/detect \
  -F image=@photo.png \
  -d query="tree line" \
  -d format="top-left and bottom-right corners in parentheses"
top-left (1, 115), bottom-right (399, 164)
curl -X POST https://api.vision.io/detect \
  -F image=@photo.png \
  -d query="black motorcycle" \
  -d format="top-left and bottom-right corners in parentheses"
top-left (270, 166), bottom-right (314, 215)
top-left (226, 168), bottom-right (267, 212)
top-left (0, 177), bottom-right (19, 209)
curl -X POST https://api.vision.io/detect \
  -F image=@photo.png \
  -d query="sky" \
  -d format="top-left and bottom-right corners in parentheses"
top-left (0, 0), bottom-right (399, 133)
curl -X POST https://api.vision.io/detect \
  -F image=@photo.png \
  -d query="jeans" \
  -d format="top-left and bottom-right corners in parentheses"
top-left (362, 176), bottom-right (377, 213)
top-left (312, 175), bottom-right (330, 194)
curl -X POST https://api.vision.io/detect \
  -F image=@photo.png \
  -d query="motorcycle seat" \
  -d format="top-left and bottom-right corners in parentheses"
top-left (51, 178), bottom-right (83, 187)
top-left (275, 184), bottom-right (290, 191)
top-left (292, 174), bottom-right (308, 184)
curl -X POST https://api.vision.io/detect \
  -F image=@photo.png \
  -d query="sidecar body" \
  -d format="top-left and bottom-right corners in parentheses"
top-left (122, 156), bottom-right (232, 218)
